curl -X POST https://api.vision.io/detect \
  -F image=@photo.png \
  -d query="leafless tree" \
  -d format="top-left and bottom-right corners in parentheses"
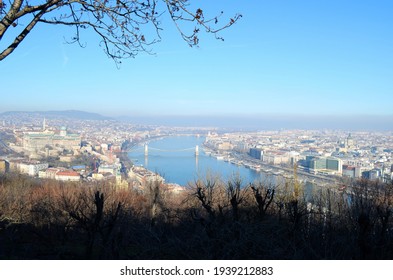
top-left (0, 0), bottom-right (241, 62)
top-left (226, 176), bottom-right (246, 222)
top-left (250, 181), bottom-right (275, 219)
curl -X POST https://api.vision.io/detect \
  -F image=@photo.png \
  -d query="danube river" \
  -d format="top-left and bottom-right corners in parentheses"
top-left (128, 135), bottom-right (280, 187)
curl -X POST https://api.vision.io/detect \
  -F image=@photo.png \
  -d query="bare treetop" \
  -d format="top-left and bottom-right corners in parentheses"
top-left (0, 0), bottom-right (241, 62)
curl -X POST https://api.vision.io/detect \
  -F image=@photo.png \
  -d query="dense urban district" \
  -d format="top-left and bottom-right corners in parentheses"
top-left (1, 111), bottom-right (393, 259)
top-left (1, 112), bottom-right (392, 188)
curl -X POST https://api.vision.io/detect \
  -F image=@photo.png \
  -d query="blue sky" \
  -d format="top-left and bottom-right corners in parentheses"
top-left (1, 1), bottom-right (393, 124)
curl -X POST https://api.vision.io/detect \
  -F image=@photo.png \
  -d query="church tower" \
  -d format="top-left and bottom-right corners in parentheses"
top-left (346, 133), bottom-right (354, 149)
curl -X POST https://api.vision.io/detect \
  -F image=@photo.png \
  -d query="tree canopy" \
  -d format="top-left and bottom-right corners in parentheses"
top-left (0, 0), bottom-right (241, 62)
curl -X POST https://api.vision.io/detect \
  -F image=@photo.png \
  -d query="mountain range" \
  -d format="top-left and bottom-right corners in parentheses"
top-left (0, 110), bottom-right (112, 121)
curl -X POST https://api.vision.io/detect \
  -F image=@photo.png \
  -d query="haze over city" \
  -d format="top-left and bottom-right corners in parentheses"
top-left (1, 0), bottom-right (393, 130)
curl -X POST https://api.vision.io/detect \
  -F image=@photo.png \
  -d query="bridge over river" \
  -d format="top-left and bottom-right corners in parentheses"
top-left (127, 143), bottom-right (200, 156)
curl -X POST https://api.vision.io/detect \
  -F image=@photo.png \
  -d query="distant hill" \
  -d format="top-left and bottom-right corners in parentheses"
top-left (0, 110), bottom-right (112, 120)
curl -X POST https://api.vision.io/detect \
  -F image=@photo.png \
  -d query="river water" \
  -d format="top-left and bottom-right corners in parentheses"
top-left (127, 135), bottom-right (273, 187)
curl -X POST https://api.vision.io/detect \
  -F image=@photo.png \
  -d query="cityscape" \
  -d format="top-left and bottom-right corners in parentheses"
top-left (1, 111), bottom-right (392, 190)
top-left (2, 0), bottom-right (393, 270)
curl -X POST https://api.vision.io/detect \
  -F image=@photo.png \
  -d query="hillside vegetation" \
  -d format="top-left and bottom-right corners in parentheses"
top-left (0, 173), bottom-right (392, 259)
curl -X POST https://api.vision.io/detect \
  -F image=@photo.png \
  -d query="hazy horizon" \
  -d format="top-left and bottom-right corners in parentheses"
top-left (2, 1), bottom-right (393, 130)
top-left (1, 110), bottom-right (392, 131)
top-left (117, 113), bottom-right (393, 131)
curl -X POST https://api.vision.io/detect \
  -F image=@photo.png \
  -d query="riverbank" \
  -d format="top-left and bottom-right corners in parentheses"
top-left (203, 143), bottom-right (339, 188)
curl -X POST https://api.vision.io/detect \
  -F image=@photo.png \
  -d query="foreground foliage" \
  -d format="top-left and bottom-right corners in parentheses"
top-left (0, 173), bottom-right (392, 259)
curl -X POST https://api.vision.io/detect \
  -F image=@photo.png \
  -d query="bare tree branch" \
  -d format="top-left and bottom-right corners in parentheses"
top-left (0, 8), bottom-right (45, 60)
top-left (0, 0), bottom-right (241, 62)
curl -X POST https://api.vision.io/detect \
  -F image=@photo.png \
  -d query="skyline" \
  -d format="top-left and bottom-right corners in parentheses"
top-left (1, 110), bottom-right (393, 131)
top-left (1, 1), bottom-right (393, 125)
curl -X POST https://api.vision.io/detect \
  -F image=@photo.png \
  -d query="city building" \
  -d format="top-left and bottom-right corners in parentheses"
top-left (249, 148), bottom-right (263, 160)
top-left (304, 156), bottom-right (342, 175)
top-left (39, 168), bottom-right (63, 179)
top-left (55, 170), bottom-right (81, 181)
top-left (98, 164), bottom-right (120, 175)
top-left (16, 161), bottom-right (49, 176)
top-left (129, 166), bottom-right (165, 185)
top-left (22, 126), bottom-right (81, 153)
top-left (362, 169), bottom-right (381, 181)
top-left (345, 133), bottom-right (355, 149)
top-left (262, 151), bottom-right (290, 165)
top-left (342, 165), bottom-right (364, 178)
top-left (217, 141), bottom-right (234, 151)
top-left (326, 157), bottom-right (342, 173)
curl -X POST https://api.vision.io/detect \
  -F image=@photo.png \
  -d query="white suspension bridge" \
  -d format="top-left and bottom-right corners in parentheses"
top-left (128, 143), bottom-right (200, 156)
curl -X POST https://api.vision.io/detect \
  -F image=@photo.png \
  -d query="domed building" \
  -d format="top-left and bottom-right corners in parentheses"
top-left (22, 124), bottom-right (81, 153)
